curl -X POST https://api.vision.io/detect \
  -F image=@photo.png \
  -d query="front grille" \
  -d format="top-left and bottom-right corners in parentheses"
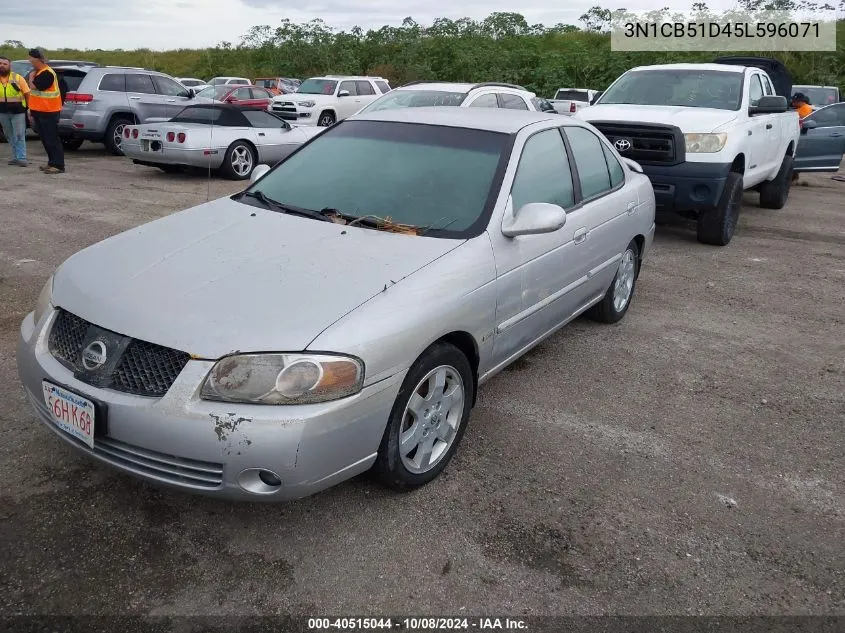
top-left (590, 122), bottom-right (685, 165)
top-left (48, 308), bottom-right (190, 398)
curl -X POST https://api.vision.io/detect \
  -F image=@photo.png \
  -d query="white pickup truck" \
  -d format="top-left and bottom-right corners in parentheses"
top-left (549, 88), bottom-right (600, 116)
top-left (576, 57), bottom-right (817, 246)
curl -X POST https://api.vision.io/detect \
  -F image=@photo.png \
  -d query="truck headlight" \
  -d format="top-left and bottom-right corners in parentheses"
top-left (684, 133), bottom-right (727, 153)
top-left (200, 353), bottom-right (364, 405)
top-left (33, 274), bottom-right (54, 325)
top-left (297, 100), bottom-right (316, 108)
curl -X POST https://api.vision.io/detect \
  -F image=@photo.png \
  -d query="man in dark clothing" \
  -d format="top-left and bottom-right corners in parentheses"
top-left (27, 49), bottom-right (65, 174)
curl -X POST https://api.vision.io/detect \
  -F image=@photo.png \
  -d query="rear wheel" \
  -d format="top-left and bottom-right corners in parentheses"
top-left (758, 154), bottom-right (794, 209)
top-left (104, 116), bottom-right (133, 156)
top-left (220, 141), bottom-right (255, 180)
top-left (586, 240), bottom-right (640, 324)
top-left (62, 138), bottom-right (84, 151)
top-left (697, 171), bottom-right (743, 246)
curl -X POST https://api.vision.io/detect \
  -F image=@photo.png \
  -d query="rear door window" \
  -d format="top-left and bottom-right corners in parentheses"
top-left (467, 93), bottom-right (498, 108)
top-left (124, 74), bottom-right (156, 94)
top-left (98, 73), bottom-right (126, 92)
top-left (499, 93), bottom-right (529, 110)
top-left (355, 81), bottom-right (376, 96)
top-left (375, 81), bottom-right (391, 94)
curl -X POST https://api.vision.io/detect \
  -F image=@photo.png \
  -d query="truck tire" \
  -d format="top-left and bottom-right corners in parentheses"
top-left (697, 171), bottom-right (743, 246)
top-left (758, 154), bottom-right (794, 209)
top-left (317, 111), bottom-right (336, 127)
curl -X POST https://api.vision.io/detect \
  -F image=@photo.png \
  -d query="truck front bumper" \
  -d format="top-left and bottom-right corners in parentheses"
top-left (641, 162), bottom-right (733, 214)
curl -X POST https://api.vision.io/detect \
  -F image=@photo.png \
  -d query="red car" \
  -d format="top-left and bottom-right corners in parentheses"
top-left (195, 84), bottom-right (274, 109)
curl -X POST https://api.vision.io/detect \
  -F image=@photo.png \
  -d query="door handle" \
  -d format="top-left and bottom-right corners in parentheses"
top-left (766, 123), bottom-right (773, 129)
top-left (166, 99), bottom-right (176, 102)
top-left (573, 228), bottom-right (588, 244)
top-left (129, 96), bottom-right (140, 100)
top-left (258, 132), bottom-right (265, 136)
top-left (830, 132), bottom-right (843, 137)
top-left (627, 201), bottom-right (637, 214)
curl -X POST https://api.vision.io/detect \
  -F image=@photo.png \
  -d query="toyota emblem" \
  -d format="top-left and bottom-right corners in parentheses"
top-left (82, 340), bottom-right (108, 370)
top-left (614, 138), bottom-right (632, 152)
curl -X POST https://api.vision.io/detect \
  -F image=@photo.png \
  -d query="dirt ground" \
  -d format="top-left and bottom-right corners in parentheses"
top-left (0, 142), bottom-right (843, 620)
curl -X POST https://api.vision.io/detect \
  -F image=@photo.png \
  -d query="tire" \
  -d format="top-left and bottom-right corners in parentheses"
top-left (62, 138), bottom-right (84, 151)
top-left (317, 111), bottom-right (336, 127)
top-left (374, 342), bottom-right (474, 491)
top-left (758, 154), bottom-right (794, 209)
top-left (220, 141), bottom-right (256, 180)
top-left (157, 165), bottom-right (183, 174)
top-left (104, 116), bottom-right (133, 156)
top-left (696, 171), bottom-right (743, 246)
top-left (585, 239), bottom-right (640, 324)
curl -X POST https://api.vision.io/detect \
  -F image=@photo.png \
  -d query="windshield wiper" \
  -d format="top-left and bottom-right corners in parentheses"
top-left (239, 191), bottom-right (332, 222)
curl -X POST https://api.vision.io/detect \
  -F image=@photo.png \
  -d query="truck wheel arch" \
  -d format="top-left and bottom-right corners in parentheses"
top-left (730, 154), bottom-right (745, 174)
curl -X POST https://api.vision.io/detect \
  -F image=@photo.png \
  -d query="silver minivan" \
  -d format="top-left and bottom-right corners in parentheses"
top-left (58, 67), bottom-right (197, 155)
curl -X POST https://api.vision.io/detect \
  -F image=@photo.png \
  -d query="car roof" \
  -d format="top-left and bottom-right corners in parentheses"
top-left (630, 63), bottom-right (747, 73)
top-left (350, 106), bottom-right (562, 133)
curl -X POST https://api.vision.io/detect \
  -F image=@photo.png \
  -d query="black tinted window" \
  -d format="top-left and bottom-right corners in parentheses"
top-left (171, 107), bottom-right (246, 126)
top-left (555, 90), bottom-right (590, 101)
top-left (355, 81), bottom-right (375, 96)
top-left (153, 75), bottom-right (186, 96)
top-left (500, 93), bottom-right (529, 110)
top-left (124, 74), bottom-right (156, 94)
top-left (242, 110), bottom-right (286, 128)
top-left (511, 130), bottom-right (575, 210)
top-left (60, 71), bottom-right (86, 92)
top-left (98, 73), bottom-right (126, 92)
top-left (375, 81), bottom-right (391, 94)
top-left (565, 127), bottom-right (612, 199)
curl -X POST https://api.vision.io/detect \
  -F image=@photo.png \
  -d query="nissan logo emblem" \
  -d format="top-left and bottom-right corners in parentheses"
top-left (614, 139), bottom-right (632, 152)
top-left (82, 340), bottom-right (108, 370)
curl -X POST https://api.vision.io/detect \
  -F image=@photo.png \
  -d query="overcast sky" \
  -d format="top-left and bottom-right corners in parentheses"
top-left (5, 0), bottom-right (770, 51)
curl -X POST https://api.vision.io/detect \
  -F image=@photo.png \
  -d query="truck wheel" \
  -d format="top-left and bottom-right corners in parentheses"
top-left (697, 171), bottom-right (743, 246)
top-left (758, 154), bottom-right (794, 209)
top-left (586, 240), bottom-right (640, 324)
top-left (317, 111), bottom-right (336, 127)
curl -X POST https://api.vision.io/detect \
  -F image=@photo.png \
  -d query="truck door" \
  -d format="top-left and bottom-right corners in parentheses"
top-left (746, 74), bottom-right (771, 183)
top-left (759, 74), bottom-right (784, 164)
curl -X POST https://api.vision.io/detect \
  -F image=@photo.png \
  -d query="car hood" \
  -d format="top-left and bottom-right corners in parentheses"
top-left (578, 104), bottom-right (738, 133)
top-left (275, 93), bottom-right (334, 105)
top-left (52, 197), bottom-right (463, 359)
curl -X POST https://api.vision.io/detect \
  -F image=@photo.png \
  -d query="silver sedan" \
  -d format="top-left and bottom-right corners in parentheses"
top-left (17, 107), bottom-right (656, 501)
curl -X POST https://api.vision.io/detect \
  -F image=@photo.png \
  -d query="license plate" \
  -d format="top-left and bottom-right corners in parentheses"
top-left (42, 381), bottom-right (96, 449)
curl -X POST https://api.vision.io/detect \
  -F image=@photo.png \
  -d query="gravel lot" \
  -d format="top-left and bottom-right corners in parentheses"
top-left (1, 142), bottom-right (843, 620)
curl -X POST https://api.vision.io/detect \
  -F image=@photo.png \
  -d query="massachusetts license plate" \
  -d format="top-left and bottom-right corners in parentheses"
top-left (42, 381), bottom-right (96, 449)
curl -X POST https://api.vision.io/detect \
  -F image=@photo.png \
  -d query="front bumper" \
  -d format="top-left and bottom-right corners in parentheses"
top-left (122, 141), bottom-right (225, 169)
top-left (269, 102), bottom-right (317, 125)
top-left (17, 309), bottom-right (404, 501)
top-left (641, 162), bottom-right (733, 214)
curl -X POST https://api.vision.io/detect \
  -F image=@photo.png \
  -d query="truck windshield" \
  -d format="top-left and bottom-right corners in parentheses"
top-left (297, 79), bottom-right (338, 95)
top-left (600, 69), bottom-right (743, 111)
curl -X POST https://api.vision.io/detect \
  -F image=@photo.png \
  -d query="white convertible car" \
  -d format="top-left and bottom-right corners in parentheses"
top-left (122, 104), bottom-right (324, 179)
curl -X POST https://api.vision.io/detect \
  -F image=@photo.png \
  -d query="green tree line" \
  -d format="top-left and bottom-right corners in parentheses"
top-left (3, 1), bottom-right (844, 98)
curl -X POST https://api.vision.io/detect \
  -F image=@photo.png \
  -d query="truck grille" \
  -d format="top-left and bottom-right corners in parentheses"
top-left (589, 122), bottom-right (685, 166)
top-left (271, 101), bottom-right (299, 120)
top-left (48, 309), bottom-right (190, 398)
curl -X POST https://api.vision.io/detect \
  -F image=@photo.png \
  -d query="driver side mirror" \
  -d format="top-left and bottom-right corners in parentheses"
top-left (502, 200), bottom-right (567, 238)
top-left (801, 119), bottom-right (818, 132)
top-left (338, 90), bottom-right (350, 97)
top-left (749, 95), bottom-right (787, 115)
top-left (250, 164), bottom-right (271, 184)
top-left (185, 89), bottom-right (195, 99)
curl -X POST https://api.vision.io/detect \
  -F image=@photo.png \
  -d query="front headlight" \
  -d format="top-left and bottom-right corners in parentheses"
top-left (297, 100), bottom-right (316, 108)
top-left (684, 133), bottom-right (728, 153)
top-left (200, 353), bottom-right (364, 405)
top-left (33, 274), bottom-right (54, 325)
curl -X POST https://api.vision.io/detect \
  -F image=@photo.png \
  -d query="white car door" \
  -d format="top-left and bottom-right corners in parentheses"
top-left (745, 73), bottom-right (772, 183)
top-left (354, 80), bottom-right (380, 109)
top-left (488, 127), bottom-right (587, 367)
top-left (336, 80), bottom-right (360, 119)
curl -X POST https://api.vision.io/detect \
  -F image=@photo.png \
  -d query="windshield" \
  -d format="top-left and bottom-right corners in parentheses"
top-left (794, 86), bottom-right (839, 106)
top-left (297, 79), bottom-right (338, 95)
top-left (555, 90), bottom-right (589, 101)
top-left (196, 85), bottom-right (228, 99)
top-left (600, 69), bottom-right (743, 110)
top-left (360, 90), bottom-right (466, 113)
top-left (245, 120), bottom-right (509, 238)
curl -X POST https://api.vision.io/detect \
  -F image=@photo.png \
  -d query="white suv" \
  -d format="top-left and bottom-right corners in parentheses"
top-left (356, 81), bottom-right (540, 114)
top-left (270, 75), bottom-right (391, 126)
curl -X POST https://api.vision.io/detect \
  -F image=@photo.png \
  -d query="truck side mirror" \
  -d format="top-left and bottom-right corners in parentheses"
top-left (749, 95), bottom-right (788, 115)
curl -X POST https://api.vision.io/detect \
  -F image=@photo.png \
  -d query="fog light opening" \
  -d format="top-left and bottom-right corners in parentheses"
top-left (259, 470), bottom-right (282, 487)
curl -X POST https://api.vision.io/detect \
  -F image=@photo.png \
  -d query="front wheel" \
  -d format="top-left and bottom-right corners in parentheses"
top-left (220, 141), bottom-right (255, 180)
top-left (758, 154), bottom-right (793, 209)
top-left (317, 111), bottom-right (336, 127)
top-left (697, 171), bottom-right (743, 246)
top-left (586, 239), bottom-right (640, 324)
top-left (374, 342), bottom-right (474, 491)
